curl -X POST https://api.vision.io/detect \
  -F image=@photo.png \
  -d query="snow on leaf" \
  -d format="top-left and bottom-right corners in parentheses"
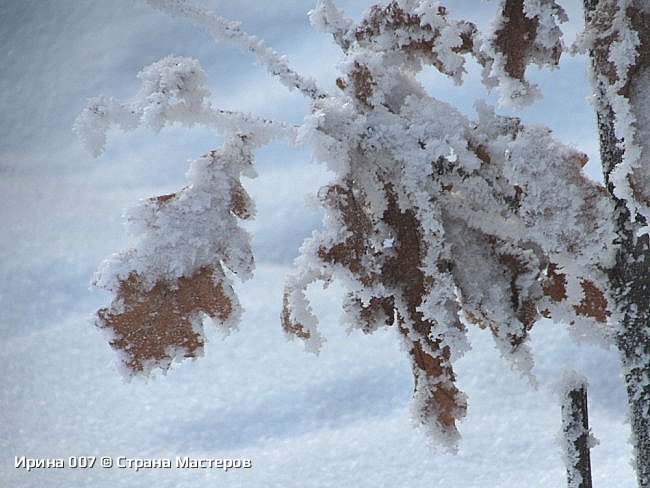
top-left (90, 135), bottom-right (256, 375)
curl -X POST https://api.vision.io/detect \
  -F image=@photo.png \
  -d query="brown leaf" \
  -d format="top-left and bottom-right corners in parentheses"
top-left (230, 182), bottom-right (253, 220)
top-left (354, 1), bottom-right (475, 79)
top-left (317, 182), bottom-right (376, 285)
top-left (97, 265), bottom-right (233, 374)
top-left (406, 332), bottom-right (466, 434)
top-left (348, 62), bottom-right (375, 107)
top-left (573, 279), bottom-right (610, 323)
top-left (542, 263), bottom-right (567, 302)
top-left (347, 295), bottom-right (395, 333)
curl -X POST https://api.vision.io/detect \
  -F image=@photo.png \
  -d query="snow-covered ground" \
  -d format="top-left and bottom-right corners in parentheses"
top-left (1, 1), bottom-right (636, 486)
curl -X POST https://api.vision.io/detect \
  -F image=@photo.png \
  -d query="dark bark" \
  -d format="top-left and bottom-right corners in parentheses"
top-left (562, 384), bottom-right (593, 488)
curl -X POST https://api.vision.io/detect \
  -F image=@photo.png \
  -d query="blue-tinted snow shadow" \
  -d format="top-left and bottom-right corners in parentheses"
top-left (159, 364), bottom-right (410, 451)
top-left (0, 258), bottom-right (103, 339)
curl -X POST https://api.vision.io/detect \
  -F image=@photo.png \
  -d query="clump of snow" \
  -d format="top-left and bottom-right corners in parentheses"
top-left (309, 0), bottom-right (354, 46)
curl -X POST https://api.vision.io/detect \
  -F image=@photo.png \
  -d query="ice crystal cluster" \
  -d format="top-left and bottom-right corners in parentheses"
top-left (76, 0), bottom-right (649, 452)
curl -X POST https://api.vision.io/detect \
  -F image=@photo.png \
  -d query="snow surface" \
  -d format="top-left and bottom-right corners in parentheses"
top-left (1, 0), bottom-right (637, 486)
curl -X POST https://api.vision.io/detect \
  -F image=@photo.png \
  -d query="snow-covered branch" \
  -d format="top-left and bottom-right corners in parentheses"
top-left (78, 0), bottom-right (649, 461)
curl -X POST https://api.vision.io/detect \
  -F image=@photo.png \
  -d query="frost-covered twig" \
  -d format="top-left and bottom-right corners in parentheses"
top-left (74, 56), bottom-right (294, 157)
top-left (581, 3), bottom-right (650, 485)
top-left (145, 0), bottom-right (328, 100)
top-left (578, 0), bottom-right (649, 229)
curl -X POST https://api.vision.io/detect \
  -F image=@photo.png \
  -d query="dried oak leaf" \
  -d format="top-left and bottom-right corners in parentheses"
top-left (97, 265), bottom-right (233, 374)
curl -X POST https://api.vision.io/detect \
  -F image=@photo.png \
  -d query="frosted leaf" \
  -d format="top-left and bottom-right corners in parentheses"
top-left (281, 279), bottom-right (326, 354)
top-left (407, 341), bottom-right (467, 452)
top-left (348, 1), bottom-right (476, 84)
top-left (97, 265), bottom-right (238, 376)
top-left (480, 0), bottom-right (566, 108)
top-left (284, 1), bottom-right (618, 438)
top-left (92, 135), bottom-right (256, 375)
top-left (94, 136), bottom-right (255, 293)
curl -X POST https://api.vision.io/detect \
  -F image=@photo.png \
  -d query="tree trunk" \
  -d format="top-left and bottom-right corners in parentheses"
top-left (583, 1), bottom-right (650, 486)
